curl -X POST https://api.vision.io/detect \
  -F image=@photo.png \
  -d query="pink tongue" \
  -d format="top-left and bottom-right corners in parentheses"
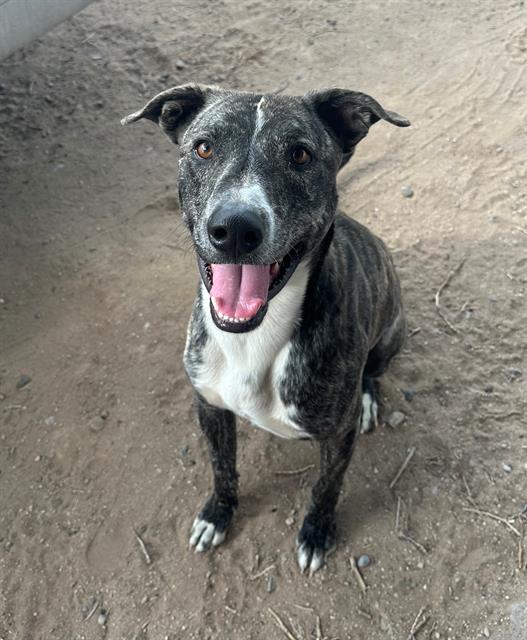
top-left (210, 264), bottom-right (270, 319)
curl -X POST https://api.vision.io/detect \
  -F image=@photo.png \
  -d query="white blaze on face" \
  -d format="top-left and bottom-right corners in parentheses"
top-left (255, 96), bottom-right (266, 134)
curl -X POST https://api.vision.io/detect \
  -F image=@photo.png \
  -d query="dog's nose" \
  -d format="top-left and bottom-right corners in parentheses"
top-left (207, 203), bottom-right (264, 258)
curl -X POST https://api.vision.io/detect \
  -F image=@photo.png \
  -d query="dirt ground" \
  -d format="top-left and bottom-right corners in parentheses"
top-left (1, 0), bottom-right (526, 638)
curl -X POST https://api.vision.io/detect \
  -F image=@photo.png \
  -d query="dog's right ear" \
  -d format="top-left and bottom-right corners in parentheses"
top-left (121, 84), bottom-right (210, 144)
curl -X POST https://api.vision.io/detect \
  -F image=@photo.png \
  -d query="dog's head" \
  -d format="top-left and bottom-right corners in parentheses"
top-left (123, 85), bottom-right (409, 333)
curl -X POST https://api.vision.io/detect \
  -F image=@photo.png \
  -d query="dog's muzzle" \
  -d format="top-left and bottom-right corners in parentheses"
top-left (198, 242), bottom-right (305, 333)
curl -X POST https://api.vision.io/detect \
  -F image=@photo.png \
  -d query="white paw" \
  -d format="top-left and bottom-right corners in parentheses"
top-left (189, 516), bottom-right (226, 553)
top-left (297, 542), bottom-right (325, 575)
top-left (360, 391), bottom-right (378, 434)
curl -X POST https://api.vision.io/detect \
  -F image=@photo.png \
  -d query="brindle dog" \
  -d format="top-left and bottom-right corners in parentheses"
top-left (123, 85), bottom-right (410, 573)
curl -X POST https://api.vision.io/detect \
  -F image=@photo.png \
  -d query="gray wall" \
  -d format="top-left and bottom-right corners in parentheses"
top-left (0, 0), bottom-right (94, 60)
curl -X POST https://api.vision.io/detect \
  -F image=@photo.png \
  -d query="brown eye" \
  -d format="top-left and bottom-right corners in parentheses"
top-left (291, 146), bottom-right (311, 166)
top-left (195, 141), bottom-right (214, 159)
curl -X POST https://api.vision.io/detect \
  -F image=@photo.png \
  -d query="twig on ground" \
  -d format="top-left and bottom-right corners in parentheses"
top-left (357, 607), bottom-right (373, 621)
top-left (82, 596), bottom-right (100, 622)
top-left (316, 615), bottom-right (322, 640)
top-left (133, 528), bottom-right (152, 565)
top-left (407, 606), bottom-right (429, 639)
top-left (398, 533), bottom-right (428, 555)
top-left (395, 495), bottom-right (403, 531)
top-left (390, 447), bottom-right (416, 490)
top-left (461, 474), bottom-right (478, 507)
top-left (268, 608), bottom-right (300, 640)
top-left (272, 80), bottom-right (290, 94)
top-left (274, 464), bottom-right (314, 476)
top-left (463, 507), bottom-right (521, 537)
top-left (519, 520), bottom-right (525, 571)
top-left (408, 327), bottom-right (421, 338)
top-left (249, 564), bottom-right (276, 580)
top-left (293, 604), bottom-right (314, 613)
top-left (434, 258), bottom-right (466, 333)
top-left (349, 557), bottom-right (367, 593)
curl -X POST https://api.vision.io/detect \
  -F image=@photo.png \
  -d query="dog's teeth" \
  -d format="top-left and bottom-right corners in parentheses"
top-left (270, 262), bottom-right (280, 277)
top-left (214, 309), bottom-right (251, 324)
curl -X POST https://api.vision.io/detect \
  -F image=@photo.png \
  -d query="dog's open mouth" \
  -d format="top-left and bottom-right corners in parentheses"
top-left (198, 243), bottom-right (304, 333)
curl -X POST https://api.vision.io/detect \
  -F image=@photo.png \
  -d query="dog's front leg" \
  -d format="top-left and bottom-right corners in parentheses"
top-left (189, 394), bottom-right (238, 552)
top-left (297, 403), bottom-right (360, 574)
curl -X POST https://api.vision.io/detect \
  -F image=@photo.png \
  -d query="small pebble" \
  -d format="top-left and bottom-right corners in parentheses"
top-left (34, 455), bottom-right (41, 463)
top-left (401, 185), bottom-right (414, 198)
top-left (44, 416), bottom-right (56, 427)
top-left (387, 410), bottom-right (406, 428)
top-left (285, 516), bottom-right (295, 527)
top-left (180, 445), bottom-right (189, 457)
top-left (16, 374), bottom-right (32, 390)
top-left (505, 367), bottom-right (522, 381)
top-left (502, 463), bottom-right (513, 473)
top-left (97, 609), bottom-right (108, 626)
top-left (357, 554), bottom-right (372, 568)
top-left (266, 575), bottom-right (276, 593)
top-left (100, 409), bottom-right (109, 420)
top-left (483, 627), bottom-right (490, 638)
top-left (403, 389), bottom-right (415, 402)
top-left (483, 385), bottom-right (494, 394)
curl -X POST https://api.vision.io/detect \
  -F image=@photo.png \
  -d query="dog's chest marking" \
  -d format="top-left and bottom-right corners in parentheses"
top-left (188, 262), bottom-right (310, 440)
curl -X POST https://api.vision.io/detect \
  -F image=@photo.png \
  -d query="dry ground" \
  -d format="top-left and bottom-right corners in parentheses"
top-left (1, 1), bottom-right (526, 638)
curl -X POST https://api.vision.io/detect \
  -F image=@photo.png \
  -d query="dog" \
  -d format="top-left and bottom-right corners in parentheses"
top-left (122, 84), bottom-right (410, 574)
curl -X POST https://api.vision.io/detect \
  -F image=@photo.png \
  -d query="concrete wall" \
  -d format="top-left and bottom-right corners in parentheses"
top-left (0, 0), bottom-right (94, 60)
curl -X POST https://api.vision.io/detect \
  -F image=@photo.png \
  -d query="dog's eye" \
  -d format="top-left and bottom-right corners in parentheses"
top-left (195, 141), bottom-right (214, 160)
top-left (291, 146), bottom-right (311, 166)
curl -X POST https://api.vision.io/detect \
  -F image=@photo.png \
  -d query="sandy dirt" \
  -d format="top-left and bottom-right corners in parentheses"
top-left (1, 1), bottom-right (527, 638)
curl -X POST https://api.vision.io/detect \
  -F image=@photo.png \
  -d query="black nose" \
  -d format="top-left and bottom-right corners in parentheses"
top-left (207, 202), bottom-right (264, 259)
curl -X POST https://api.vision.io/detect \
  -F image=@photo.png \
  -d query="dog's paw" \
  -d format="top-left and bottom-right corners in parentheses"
top-left (360, 389), bottom-right (379, 434)
top-left (296, 515), bottom-right (336, 575)
top-left (189, 495), bottom-right (236, 553)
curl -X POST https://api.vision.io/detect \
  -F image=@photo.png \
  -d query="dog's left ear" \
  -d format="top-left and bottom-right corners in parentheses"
top-left (121, 83), bottom-right (212, 144)
top-left (306, 88), bottom-right (410, 155)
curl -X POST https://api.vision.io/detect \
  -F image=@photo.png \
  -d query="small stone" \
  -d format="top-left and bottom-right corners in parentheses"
top-left (180, 445), bottom-right (189, 457)
top-left (100, 409), bottom-right (109, 420)
top-left (502, 463), bottom-right (513, 473)
top-left (285, 516), bottom-right (295, 527)
top-left (175, 59), bottom-right (187, 70)
top-left (357, 554), bottom-right (372, 568)
top-left (483, 385), bottom-right (494, 394)
top-left (401, 185), bottom-right (414, 198)
top-left (266, 575), bottom-right (276, 593)
top-left (403, 389), bottom-right (415, 402)
top-left (44, 416), bottom-right (56, 427)
top-left (16, 374), bottom-right (32, 390)
top-left (483, 627), bottom-right (490, 638)
top-left (505, 367), bottom-right (522, 381)
top-left (34, 455), bottom-right (41, 462)
top-left (97, 609), bottom-right (108, 626)
top-left (387, 411), bottom-right (406, 428)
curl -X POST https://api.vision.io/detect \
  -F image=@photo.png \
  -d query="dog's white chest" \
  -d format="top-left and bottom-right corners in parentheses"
top-left (187, 264), bottom-right (310, 440)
